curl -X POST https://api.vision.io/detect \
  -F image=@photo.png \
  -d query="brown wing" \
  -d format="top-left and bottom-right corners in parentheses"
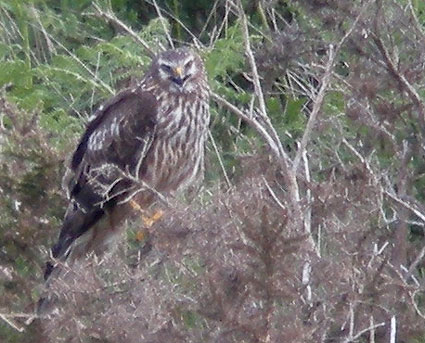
top-left (65, 88), bottom-right (157, 211)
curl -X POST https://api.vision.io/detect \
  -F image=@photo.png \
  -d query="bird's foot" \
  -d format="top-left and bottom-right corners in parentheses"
top-left (142, 209), bottom-right (164, 228)
top-left (129, 200), bottom-right (163, 241)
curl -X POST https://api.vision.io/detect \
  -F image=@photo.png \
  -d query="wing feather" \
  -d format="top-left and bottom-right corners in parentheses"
top-left (64, 88), bottom-right (157, 211)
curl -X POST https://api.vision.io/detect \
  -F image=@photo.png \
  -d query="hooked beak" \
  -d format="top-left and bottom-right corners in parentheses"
top-left (172, 66), bottom-right (184, 86)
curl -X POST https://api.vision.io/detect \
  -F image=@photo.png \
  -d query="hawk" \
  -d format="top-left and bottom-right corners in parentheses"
top-left (43, 48), bottom-right (210, 281)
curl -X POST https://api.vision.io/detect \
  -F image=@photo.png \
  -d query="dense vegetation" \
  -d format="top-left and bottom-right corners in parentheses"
top-left (1, 0), bottom-right (425, 342)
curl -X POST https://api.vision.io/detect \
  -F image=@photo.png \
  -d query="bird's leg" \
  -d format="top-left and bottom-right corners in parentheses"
top-left (142, 209), bottom-right (164, 227)
top-left (129, 200), bottom-right (163, 241)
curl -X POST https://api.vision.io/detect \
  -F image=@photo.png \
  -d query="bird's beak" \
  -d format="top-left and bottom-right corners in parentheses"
top-left (174, 66), bottom-right (183, 78)
top-left (172, 66), bottom-right (184, 86)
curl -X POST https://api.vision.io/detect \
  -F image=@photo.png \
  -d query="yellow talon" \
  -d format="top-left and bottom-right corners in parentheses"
top-left (135, 211), bottom-right (163, 242)
top-left (135, 230), bottom-right (147, 242)
top-left (142, 210), bottom-right (164, 227)
top-left (130, 200), bottom-right (163, 227)
top-left (130, 200), bottom-right (144, 212)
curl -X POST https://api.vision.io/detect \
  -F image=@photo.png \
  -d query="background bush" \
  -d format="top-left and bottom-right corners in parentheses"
top-left (1, 0), bottom-right (425, 342)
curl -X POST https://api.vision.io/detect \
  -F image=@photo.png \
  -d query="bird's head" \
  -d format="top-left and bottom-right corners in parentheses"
top-left (152, 48), bottom-right (206, 94)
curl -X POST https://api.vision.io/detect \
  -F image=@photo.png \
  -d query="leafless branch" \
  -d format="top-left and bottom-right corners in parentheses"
top-left (235, 0), bottom-right (267, 119)
top-left (384, 190), bottom-right (425, 224)
top-left (234, 0), bottom-right (291, 169)
top-left (390, 315), bottom-right (396, 343)
top-left (0, 312), bottom-right (35, 332)
top-left (262, 176), bottom-right (285, 212)
top-left (293, 0), bottom-right (373, 171)
top-left (341, 320), bottom-right (386, 343)
top-left (406, 243), bottom-right (425, 280)
top-left (292, 44), bottom-right (335, 171)
top-left (89, 3), bottom-right (156, 58)
top-left (211, 93), bottom-right (280, 159)
top-left (407, 0), bottom-right (425, 40)
top-left (151, 0), bottom-right (174, 49)
top-left (411, 290), bottom-right (425, 320)
top-left (209, 130), bottom-right (232, 189)
top-left (373, 0), bottom-right (425, 128)
top-left (30, 20), bottom-right (114, 96)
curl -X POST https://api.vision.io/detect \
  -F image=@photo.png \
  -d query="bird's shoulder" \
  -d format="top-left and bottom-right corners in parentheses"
top-left (70, 87), bottom-right (158, 171)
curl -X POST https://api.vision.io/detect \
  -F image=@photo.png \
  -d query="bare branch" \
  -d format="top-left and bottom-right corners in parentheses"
top-left (89, 3), bottom-right (156, 58)
top-left (411, 290), bottom-right (425, 320)
top-left (406, 243), bottom-right (425, 280)
top-left (0, 312), bottom-right (35, 332)
top-left (262, 176), bottom-right (285, 212)
top-left (151, 0), bottom-right (174, 49)
top-left (373, 1), bottom-right (425, 128)
top-left (384, 190), bottom-right (425, 224)
top-left (31, 22), bottom-right (114, 96)
top-left (235, 0), bottom-right (267, 119)
top-left (293, 0), bottom-right (373, 171)
top-left (211, 92), bottom-right (281, 159)
top-left (341, 320), bottom-right (386, 343)
top-left (144, 0), bottom-right (202, 47)
top-left (390, 315), bottom-right (396, 343)
top-left (234, 0), bottom-right (291, 170)
top-left (407, 0), bottom-right (425, 40)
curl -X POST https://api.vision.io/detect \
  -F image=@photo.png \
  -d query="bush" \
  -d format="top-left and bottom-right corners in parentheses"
top-left (1, 0), bottom-right (425, 342)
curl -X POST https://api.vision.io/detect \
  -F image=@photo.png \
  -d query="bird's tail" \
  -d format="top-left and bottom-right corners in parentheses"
top-left (38, 205), bottom-right (104, 315)
top-left (44, 204), bottom-right (104, 280)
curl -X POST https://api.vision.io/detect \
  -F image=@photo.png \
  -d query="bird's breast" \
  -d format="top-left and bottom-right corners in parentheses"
top-left (140, 93), bottom-right (209, 193)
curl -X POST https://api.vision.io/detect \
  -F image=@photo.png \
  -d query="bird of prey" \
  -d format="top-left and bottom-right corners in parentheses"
top-left (43, 48), bottom-right (210, 282)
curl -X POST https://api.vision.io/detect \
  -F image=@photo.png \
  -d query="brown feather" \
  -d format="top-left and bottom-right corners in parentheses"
top-left (44, 48), bottom-right (210, 286)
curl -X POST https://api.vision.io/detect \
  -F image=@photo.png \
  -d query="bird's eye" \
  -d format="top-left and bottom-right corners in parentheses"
top-left (184, 60), bottom-right (193, 70)
top-left (160, 64), bottom-right (172, 72)
top-left (182, 74), bottom-right (191, 83)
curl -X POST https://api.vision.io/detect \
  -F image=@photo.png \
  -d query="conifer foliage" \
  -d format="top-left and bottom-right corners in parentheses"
top-left (1, 1), bottom-right (425, 342)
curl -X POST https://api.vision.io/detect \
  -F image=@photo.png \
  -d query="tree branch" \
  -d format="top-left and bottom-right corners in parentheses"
top-left (89, 3), bottom-right (156, 58)
top-left (293, 0), bottom-right (373, 171)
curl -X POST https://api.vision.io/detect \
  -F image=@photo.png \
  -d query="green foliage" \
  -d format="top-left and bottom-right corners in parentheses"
top-left (1, 0), bottom-right (425, 342)
top-left (410, 0), bottom-right (425, 22)
top-left (205, 23), bottom-right (245, 81)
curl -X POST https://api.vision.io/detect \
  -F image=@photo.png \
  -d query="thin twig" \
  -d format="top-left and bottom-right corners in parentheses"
top-left (89, 3), bottom-right (156, 58)
top-left (341, 321), bottom-right (386, 343)
top-left (234, 0), bottom-right (290, 167)
top-left (293, 0), bottom-right (373, 171)
top-left (407, 0), bottom-right (425, 40)
top-left (411, 290), bottom-right (425, 320)
top-left (406, 243), bottom-right (425, 280)
top-left (30, 21), bottom-right (114, 95)
top-left (0, 312), bottom-right (31, 332)
top-left (144, 0), bottom-right (201, 47)
top-left (292, 44), bottom-right (335, 171)
top-left (209, 130), bottom-right (232, 188)
top-left (151, 0), bottom-right (174, 49)
top-left (262, 176), bottom-right (285, 211)
top-left (211, 92), bottom-right (280, 158)
top-left (384, 190), bottom-right (425, 223)
top-left (235, 0), bottom-right (267, 119)
top-left (373, 0), bottom-right (425, 129)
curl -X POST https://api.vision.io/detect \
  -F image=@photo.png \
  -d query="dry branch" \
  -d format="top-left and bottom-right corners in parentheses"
top-left (293, 0), bottom-right (373, 171)
top-left (89, 3), bottom-right (156, 58)
top-left (373, 0), bottom-right (425, 128)
top-left (0, 312), bottom-right (36, 332)
top-left (211, 92), bottom-right (281, 159)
